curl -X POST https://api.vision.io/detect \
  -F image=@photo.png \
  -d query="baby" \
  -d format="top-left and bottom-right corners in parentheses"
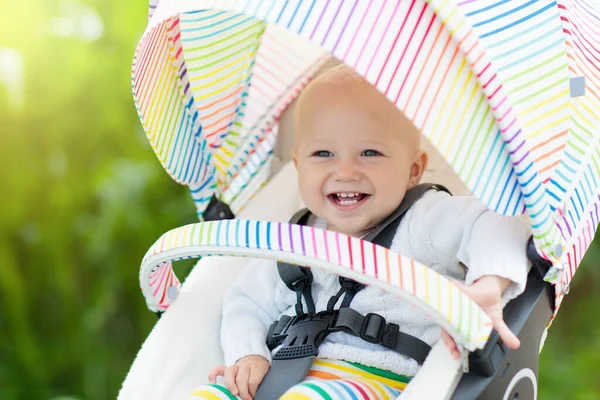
top-left (196, 65), bottom-right (529, 399)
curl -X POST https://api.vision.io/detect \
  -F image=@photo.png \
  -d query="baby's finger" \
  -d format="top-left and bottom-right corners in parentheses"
top-left (224, 365), bottom-right (239, 396)
top-left (248, 363), bottom-right (269, 397)
top-left (235, 365), bottom-right (252, 400)
top-left (450, 279), bottom-right (468, 292)
top-left (440, 330), bottom-right (453, 349)
top-left (494, 319), bottom-right (520, 350)
top-left (208, 365), bottom-right (226, 383)
top-left (441, 329), bottom-right (460, 360)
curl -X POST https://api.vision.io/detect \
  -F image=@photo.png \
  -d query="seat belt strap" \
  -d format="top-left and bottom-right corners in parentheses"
top-left (276, 183), bottom-right (450, 313)
top-left (334, 308), bottom-right (431, 365)
top-left (276, 208), bottom-right (315, 316)
top-left (275, 181), bottom-right (450, 321)
top-left (257, 184), bottom-right (450, 400)
top-left (256, 307), bottom-right (432, 399)
top-left (363, 183), bottom-right (450, 248)
top-left (254, 358), bottom-right (315, 399)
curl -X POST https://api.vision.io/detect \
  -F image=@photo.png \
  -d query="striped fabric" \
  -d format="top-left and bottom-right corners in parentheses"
top-left (141, 220), bottom-right (493, 351)
top-left (188, 359), bottom-right (409, 399)
top-left (134, 2), bottom-right (328, 214)
top-left (457, 0), bottom-right (600, 314)
top-left (549, 0), bottom-right (600, 313)
top-left (134, 0), bottom-right (600, 318)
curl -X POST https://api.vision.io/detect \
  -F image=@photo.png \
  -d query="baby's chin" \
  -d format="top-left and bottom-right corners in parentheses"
top-left (328, 219), bottom-right (379, 238)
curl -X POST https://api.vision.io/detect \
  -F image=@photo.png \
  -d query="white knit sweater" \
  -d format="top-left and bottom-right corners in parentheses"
top-left (220, 190), bottom-right (530, 377)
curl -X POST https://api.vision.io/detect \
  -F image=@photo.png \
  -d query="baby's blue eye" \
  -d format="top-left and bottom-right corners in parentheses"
top-left (362, 149), bottom-right (381, 157)
top-left (313, 150), bottom-right (333, 157)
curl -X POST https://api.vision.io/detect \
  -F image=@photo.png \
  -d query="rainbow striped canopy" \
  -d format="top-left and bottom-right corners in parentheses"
top-left (132, 0), bottom-right (600, 317)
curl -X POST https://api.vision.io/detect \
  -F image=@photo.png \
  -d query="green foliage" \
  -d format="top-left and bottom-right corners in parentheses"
top-left (0, 1), bottom-right (196, 398)
top-left (0, 1), bottom-right (598, 399)
top-left (539, 247), bottom-right (600, 400)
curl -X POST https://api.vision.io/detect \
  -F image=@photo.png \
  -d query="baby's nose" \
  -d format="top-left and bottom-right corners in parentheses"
top-left (334, 161), bottom-right (361, 181)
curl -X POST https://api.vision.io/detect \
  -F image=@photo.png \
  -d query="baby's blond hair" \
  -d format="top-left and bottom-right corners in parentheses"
top-left (293, 64), bottom-right (421, 153)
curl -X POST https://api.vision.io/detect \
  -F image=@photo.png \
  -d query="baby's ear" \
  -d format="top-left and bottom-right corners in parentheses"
top-left (291, 152), bottom-right (298, 169)
top-left (409, 151), bottom-right (428, 187)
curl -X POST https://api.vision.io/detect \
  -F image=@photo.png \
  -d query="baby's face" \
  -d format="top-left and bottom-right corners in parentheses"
top-left (293, 81), bottom-right (424, 237)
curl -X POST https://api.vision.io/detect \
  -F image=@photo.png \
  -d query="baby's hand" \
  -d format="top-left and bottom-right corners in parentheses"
top-left (441, 276), bottom-right (521, 360)
top-left (208, 355), bottom-right (270, 400)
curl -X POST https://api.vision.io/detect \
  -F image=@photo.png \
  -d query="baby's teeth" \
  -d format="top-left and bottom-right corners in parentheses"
top-left (340, 199), bottom-right (358, 205)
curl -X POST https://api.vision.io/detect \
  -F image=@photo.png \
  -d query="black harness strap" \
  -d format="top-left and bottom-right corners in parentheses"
top-left (255, 183), bottom-right (450, 400)
top-left (277, 209), bottom-right (316, 316)
top-left (334, 308), bottom-right (431, 365)
top-left (362, 183), bottom-right (450, 248)
top-left (278, 183), bottom-right (449, 321)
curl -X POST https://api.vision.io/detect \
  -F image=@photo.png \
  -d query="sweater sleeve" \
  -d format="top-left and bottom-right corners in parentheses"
top-left (396, 191), bottom-right (530, 303)
top-left (220, 258), bottom-right (289, 365)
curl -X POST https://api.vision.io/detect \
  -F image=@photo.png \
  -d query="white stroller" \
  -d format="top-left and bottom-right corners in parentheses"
top-left (119, 0), bottom-right (600, 399)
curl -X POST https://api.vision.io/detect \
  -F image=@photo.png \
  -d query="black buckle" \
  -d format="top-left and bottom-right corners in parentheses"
top-left (267, 315), bottom-right (296, 350)
top-left (360, 313), bottom-right (400, 349)
top-left (381, 323), bottom-right (399, 349)
top-left (271, 311), bottom-right (340, 359)
top-left (360, 313), bottom-right (385, 343)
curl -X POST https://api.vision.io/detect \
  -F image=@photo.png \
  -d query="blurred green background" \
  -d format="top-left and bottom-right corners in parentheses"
top-left (0, 1), bottom-right (598, 399)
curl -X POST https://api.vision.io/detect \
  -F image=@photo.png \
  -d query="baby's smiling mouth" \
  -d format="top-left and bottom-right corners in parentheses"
top-left (328, 192), bottom-right (370, 208)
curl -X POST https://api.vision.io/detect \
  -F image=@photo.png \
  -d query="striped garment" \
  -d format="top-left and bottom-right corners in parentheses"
top-left (189, 358), bottom-right (410, 399)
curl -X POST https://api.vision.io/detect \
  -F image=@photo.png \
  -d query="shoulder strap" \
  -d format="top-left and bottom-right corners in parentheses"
top-left (277, 183), bottom-right (451, 315)
top-left (277, 208), bottom-right (316, 316)
top-left (333, 183), bottom-right (450, 308)
top-left (277, 209), bottom-right (311, 290)
top-left (277, 208), bottom-right (312, 290)
top-left (365, 183), bottom-right (450, 248)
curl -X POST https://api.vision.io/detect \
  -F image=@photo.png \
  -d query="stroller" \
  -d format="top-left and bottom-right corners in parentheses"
top-left (119, 0), bottom-right (600, 399)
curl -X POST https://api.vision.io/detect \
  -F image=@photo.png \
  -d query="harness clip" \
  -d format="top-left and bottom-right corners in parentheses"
top-left (360, 313), bottom-right (386, 343)
top-left (272, 311), bottom-right (340, 360)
